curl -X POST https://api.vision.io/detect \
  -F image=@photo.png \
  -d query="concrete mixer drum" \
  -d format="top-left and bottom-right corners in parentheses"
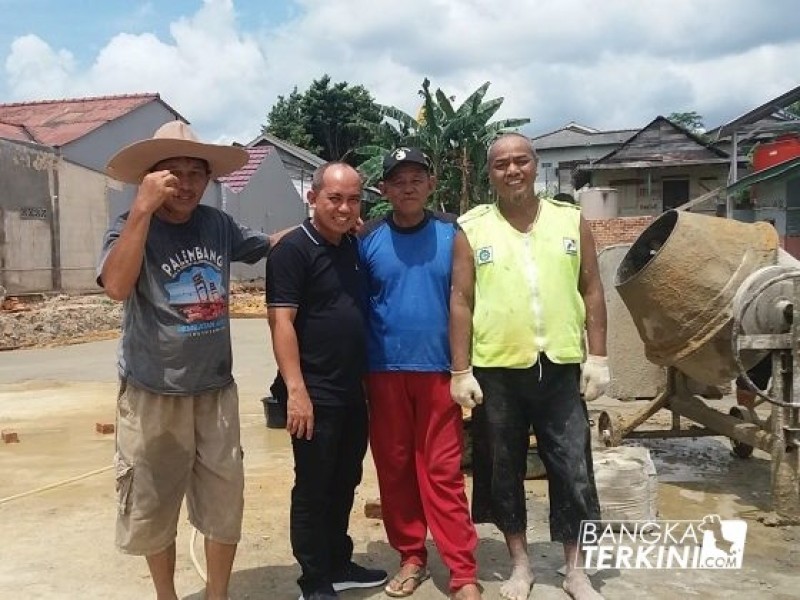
top-left (608, 210), bottom-right (800, 520)
top-left (615, 210), bottom-right (779, 386)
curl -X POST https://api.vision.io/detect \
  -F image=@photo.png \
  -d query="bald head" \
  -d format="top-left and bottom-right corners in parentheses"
top-left (487, 133), bottom-right (539, 204)
top-left (311, 161), bottom-right (362, 192)
top-left (488, 132), bottom-right (537, 164)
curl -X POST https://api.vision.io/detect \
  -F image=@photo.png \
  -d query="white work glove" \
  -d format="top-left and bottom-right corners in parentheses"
top-left (450, 367), bottom-right (484, 409)
top-left (581, 355), bottom-right (610, 402)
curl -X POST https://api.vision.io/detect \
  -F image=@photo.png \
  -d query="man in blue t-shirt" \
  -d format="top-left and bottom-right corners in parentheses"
top-left (359, 148), bottom-right (481, 600)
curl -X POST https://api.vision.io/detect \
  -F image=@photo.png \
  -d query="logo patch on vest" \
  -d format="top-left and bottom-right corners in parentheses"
top-left (476, 246), bottom-right (494, 265)
top-left (563, 237), bottom-right (578, 255)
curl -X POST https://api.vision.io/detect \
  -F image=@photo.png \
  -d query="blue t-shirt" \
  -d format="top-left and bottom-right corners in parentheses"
top-left (359, 210), bottom-right (458, 372)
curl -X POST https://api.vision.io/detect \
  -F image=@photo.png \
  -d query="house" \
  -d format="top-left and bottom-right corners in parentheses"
top-left (0, 93), bottom-right (183, 293)
top-left (246, 130), bottom-right (385, 211)
top-left (707, 83), bottom-right (800, 169)
top-left (247, 131), bottom-right (325, 202)
top-left (712, 84), bottom-right (800, 254)
top-left (218, 146), bottom-right (306, 280)
top-left (531, 122), bottom-right (638, 195)
top-left (577, 116), bottom-right (738, 216)
top-left (0, 93), bottom-right (305, 294)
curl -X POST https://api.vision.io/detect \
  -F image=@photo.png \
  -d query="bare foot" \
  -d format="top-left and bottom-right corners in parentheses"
top-left (562, 570), bottom-right (603, 600)
top-left (499, 564), bottom-right (533, 600)
top-left (451, 582), bottom-right (482, 600)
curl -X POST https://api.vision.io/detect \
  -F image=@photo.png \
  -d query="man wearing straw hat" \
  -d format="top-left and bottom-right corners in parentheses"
top-left (98, 120), bottom-right (277, 600)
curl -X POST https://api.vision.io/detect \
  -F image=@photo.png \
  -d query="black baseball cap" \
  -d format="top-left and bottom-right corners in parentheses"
top-left (382, 147), bottom-right (432, 179)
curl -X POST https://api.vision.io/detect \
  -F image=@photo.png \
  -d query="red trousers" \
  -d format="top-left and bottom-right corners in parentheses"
top-left (366, 372), bottom-right (478, 591)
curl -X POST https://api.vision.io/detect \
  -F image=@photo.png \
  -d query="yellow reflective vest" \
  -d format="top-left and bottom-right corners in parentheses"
top-left (458, 198), bottom-right (585, 368)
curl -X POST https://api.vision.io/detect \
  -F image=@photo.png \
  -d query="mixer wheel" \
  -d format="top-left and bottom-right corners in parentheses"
top-left (728, 406), bottom-right (754, 459)
top-left (598, 411), bottom-right (624, 447)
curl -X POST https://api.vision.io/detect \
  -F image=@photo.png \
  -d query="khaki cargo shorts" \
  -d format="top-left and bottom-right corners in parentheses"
top-left (114, 378), bottom-right (244, 555)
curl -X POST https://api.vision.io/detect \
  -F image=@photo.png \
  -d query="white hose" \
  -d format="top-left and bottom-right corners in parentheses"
top-left (0, 465), bottom-right (113, 505)
top-left (189, 525), bottom-right (208, 582)
top-left (0, 464), bottom-right (209, 584)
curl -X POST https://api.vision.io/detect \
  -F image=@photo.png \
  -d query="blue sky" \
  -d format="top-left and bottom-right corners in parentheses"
top-left (0, 1), bottom-right (295, 65)
top-left (1, 0), bottom-right (799, 143)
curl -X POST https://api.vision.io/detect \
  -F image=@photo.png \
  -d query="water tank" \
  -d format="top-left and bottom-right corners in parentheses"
top-left (577, 187), bottom-right (619, 219)
top-left (753, 135), bottom-right (800, 172)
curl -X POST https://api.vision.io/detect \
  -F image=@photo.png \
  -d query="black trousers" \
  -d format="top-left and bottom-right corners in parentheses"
top-left (472, 356), bottom-right (600, 542)
top-left (290, 402), bottom-right (368, 596)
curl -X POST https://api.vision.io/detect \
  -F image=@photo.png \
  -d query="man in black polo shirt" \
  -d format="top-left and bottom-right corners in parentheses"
top-left (266, 162), bottom-right (387, 600)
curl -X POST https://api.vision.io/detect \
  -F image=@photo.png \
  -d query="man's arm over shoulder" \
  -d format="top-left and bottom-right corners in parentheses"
top-left (578, 216), bottom-right (607, 356)
top-left (229, 210), bottom-right (301, 265)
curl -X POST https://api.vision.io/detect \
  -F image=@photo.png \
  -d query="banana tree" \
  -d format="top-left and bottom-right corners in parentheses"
top-left (352, 79), bottom-right (530, 215)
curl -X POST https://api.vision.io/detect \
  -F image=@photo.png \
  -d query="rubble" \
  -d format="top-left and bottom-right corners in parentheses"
top-left (1, 294), bottom-right (122, 350)
top-left (0, 287), bottom-right (266, 351)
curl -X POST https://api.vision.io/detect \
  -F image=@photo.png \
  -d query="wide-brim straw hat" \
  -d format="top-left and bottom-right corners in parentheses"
top-left (106, 120), bottom-right (249, 184)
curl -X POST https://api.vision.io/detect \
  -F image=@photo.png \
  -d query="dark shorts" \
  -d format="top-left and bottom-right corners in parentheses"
top-left (471, 355), bottom-right (600, 542)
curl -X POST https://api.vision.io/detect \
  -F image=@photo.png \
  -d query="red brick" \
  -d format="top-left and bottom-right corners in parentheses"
top-left (2, 430), bottom-right (20, 444)
top-left (95, 423), bottom-right (115, 435)
top-left (364, 498), bottom-right (382, 520)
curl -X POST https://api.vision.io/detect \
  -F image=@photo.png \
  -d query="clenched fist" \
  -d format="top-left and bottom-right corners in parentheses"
top-left (581, 354), bottom-right (610, 402)
top-left (450, 367), bottom-right (484, 409)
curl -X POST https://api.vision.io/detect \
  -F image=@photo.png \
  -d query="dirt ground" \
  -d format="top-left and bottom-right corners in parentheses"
top-left (1, 319), bottom-right (799, 599)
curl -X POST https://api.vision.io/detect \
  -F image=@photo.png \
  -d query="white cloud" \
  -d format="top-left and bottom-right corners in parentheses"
top-left (3, 0), bottom-right (800, 142)
top-left (5, 0), bottom-right (270, 142)
top-left (5, 35), bottom-right (76, 99)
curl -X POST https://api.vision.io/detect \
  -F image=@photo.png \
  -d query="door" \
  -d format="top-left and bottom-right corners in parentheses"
top-left (662, 179), bottom-right (690, 211)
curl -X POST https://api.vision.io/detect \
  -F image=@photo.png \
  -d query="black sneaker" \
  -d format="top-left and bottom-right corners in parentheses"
top-left (331, 561), bottom-right (388, 591)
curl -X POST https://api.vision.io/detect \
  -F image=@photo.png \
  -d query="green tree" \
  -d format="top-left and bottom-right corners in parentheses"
top-left (264, 87), bottom-right (316, 152)
top-left (786, 101), bottom-right (800, 118)
top-left (354, 79), bottom-right (530, 214)
top-left (667, 111), bottom-right (705, 133)
top-left (263, 75), bottom-right (383, 161)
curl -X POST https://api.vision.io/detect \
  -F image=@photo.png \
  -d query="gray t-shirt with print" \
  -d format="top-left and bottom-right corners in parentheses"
top-left (98, 205), bottom-right (269, 394)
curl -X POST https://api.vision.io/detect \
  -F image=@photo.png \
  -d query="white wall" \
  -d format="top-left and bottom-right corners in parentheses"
top-left (58, 161), bottom-right (109, 290)
top-left (536, 144), bottom-right (621, 194)
top-left (1, 209), bottom-right (52, 292)
top-left (0, 140), bottom-right (56, 293)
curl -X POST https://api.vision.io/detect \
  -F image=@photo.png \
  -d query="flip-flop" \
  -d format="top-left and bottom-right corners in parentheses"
top-left (384, 567), bottom-right (430, 597)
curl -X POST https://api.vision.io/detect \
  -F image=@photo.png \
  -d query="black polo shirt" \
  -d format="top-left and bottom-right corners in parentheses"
top-left (266, 219), bottom-right (366, 406)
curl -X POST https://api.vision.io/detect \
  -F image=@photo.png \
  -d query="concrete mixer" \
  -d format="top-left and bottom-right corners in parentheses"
top-left (599, 209), bottom-right (800, 521)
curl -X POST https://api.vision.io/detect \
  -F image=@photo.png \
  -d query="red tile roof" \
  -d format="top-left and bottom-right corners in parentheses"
top-left (0, 93), bottom-right (165, 147)
top-left (218, 146), bottom-right (272, 193)
top-left (0, 122), bottom-right (30, 142)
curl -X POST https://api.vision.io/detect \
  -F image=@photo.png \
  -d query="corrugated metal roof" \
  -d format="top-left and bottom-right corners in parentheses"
top-left (218, 146), bottom-right (272, 193)
top-left (590, 116), bottom-right (728, 166)
top-left (0, 93), bottom-right (166, 147)
top-left (727, 156), bottom-right (800, 195)
top-left (532, 125), bottom-right (638, 150)
top-left (708, 83), bottom-right (800, 141)
top-left (248, 131), bottom-right (325, 167)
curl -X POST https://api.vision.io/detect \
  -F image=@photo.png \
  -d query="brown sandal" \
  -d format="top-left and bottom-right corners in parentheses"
top-left (384, 567), bottom-right (430, 597)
